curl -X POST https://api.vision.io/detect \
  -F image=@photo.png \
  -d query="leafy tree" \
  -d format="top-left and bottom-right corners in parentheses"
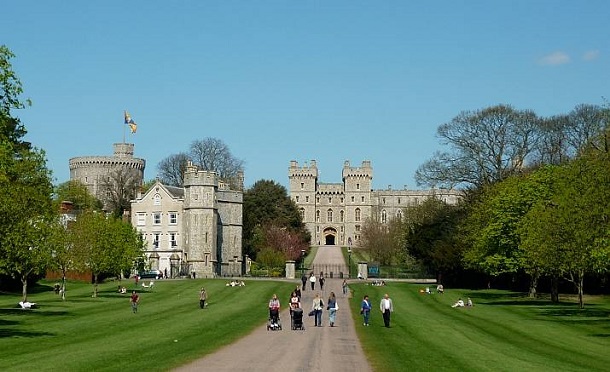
top-left (403, 197), bottom-right (465, 283)
top-left (0, 45), bottom-right (55, 301)
top-left (415, 104), bottom-right (540, 189)
top-left (157, 138), bottom-right (244, 188)
top-left (54, 179), bottom-right (102, 212)
top-left (69, 211), bottom-right (144, 297)
top-left (360, 215), bottom-right (405, 266)
top-left (243, 179), bottom-right (310, 261)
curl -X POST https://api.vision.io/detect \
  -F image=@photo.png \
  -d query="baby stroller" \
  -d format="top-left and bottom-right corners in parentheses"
top-left (291, 307), bottom-right (305, 330)
top-left (267, 308), bottom-right (282, 331)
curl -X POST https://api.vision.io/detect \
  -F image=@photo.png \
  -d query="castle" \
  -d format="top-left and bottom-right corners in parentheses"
top-left (69, 143), bottom-right (243, 278)
top-left (289, 160), bottom-right (461, 247)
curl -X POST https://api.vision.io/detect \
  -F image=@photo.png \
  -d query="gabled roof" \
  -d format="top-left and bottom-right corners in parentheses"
top-left (137, 180), bottom-right (184, 202)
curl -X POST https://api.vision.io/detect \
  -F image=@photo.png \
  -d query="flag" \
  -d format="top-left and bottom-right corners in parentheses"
top-left (124, 110), bottom-right (137, 134)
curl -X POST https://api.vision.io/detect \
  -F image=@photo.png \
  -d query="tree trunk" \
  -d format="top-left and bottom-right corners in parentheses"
top-left (92, 274), bottom-right (99, 298)
top-left (61, 269), bottom-right (67, 301)
top-left (577, 271), bottom-right (584, 309)
top-left (21, 275), bottom-right (28, 302)
top-left (550, 275), bottom-right (559, 303)
top-left (528, 272), bottom-right (539, 298)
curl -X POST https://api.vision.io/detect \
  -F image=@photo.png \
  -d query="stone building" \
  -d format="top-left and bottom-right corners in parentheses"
top-left (130, 162), bottom-right (243, 278)
top-left (69, 142), bottom-right (145, 210)
top-left (289, 160), bottom-right (461, 247)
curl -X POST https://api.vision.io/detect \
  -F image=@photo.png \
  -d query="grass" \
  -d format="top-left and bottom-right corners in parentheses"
top-left (0, 278), bottom-right (295, 371)
top-left (348, 282), bottom-right (610, 372)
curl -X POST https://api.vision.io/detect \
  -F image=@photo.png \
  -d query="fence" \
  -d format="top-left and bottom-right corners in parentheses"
top-left (307, 264), bottom-right (350, 279)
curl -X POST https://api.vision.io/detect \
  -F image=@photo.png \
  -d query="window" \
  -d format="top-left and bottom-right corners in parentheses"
top-left (361, 196), bottom-right (365, 202)
top-left (340, 197), bottom-right (344, 203)
top-left (170, 232), bottom-right (177, 247)
top-left (153, 233), bottom-right (160, 249)
top-left (383, 197), bottom-right (386, 204)
top-left (316, 196), bottom-right (320, 203)
top-left (327, 209), bottom-right (333, 222)
top-left (397, 210), bottom-right (403, 220)
top-left (328, 197), bottom-right (332, 203)
top-left (295, 196), bottom-right (299, 203)
top-left (355, 225), bottom-right (361, 232)
top-left (381, 210), bottom-right (387, 224)
top-left (306, 196), bottom-right (309, 203)
top-left (300, 182), bottom-right (304, 190)
top-left (153, 212), bottom-right (161, 225)
top-left (356, 183), bottom-right (360, 190)
top-left (351, 196), bottom-right (355, 202)
top-left (340, 210), bottom-right (344, 222)
top-left (340, 226), bottom-right (344, 232)
top-left (316, 226), bottom-right (320, 232)
top-left (169, 212), bottom-right (177, 225)
top-left (398, 198), bottom-right (401, 204)
top-left (316, 210), bottom-right (320, 222)
top-left (136, 213), bottom-right (146, 226)
top-left (299, 208), bottom-right (305, 219)
top-left (355, 208), bottom-right (361, 222)
top-left (153, 193), bottom-right (161, 206)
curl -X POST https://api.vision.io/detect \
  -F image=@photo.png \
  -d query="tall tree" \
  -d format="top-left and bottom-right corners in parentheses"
top-left (360, 215), bottom-right (405, 266)
top-left (54, 179), bottom-right (102, 212)
top-left (0, 45), bottom-right (55, 301)
top-left (100, 168), bottom-right (142, 217)
top-left (415, 104), bottom-right (540, 189)
top-left (157, 138), bottom-right (244, 188)
top-left (243, 180), bottom-right (309, 260)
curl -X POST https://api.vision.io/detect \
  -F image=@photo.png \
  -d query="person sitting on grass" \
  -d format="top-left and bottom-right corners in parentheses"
top-left (451, 298), bottom-right (465, 308)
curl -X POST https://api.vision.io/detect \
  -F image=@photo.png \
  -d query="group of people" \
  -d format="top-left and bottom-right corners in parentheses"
top-left (360, 293), bottom-right (394, 328)
top-left (301, 272), bottom-right (326, 291)
top-left (226, 280), bottom-right (246, 287)
top-left (452, 297), bottom-right (473, 308)
top-left (268, 286), bottom-right (340, 328)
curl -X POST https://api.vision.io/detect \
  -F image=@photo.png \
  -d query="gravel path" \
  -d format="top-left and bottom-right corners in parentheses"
top-left (174, 246), bottom-right (372, 372)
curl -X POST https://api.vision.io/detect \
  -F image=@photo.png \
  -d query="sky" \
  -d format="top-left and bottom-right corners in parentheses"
top-left (3, 1), bottom-right (609, 190)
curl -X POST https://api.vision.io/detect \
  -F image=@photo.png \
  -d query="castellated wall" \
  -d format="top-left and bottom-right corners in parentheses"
top-left (69, 143), bottom-right (145, 207)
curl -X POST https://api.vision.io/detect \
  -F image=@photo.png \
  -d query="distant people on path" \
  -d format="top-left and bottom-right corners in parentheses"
top-left (452, 298), bottom-right (465, 308)
top-left (301, 273), bottom-right (308, 291)
top-left (309, 273), bottom-right (317, 291)
top-left (312, 293), bottom-right (324, 327)
top-left (319, 274), bottom-right (325, 291)
top-left (199, 287), bottom-right (207, 309)
top-left (437, 284), bottom-right (444, 294)
top-left (130, 291), bottom-right (140, 313)
top-left (327, 292), bottom-right (338, 327)
top-left (380, 293), bottom-right (393, 328)
top-left (342, 279), bottom-right (348, 296)
top-left (361, 295), bottom-right (372, 326)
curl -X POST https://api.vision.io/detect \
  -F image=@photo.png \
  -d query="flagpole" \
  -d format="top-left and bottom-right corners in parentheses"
top-left (123, 110), bottom-right (126, 144)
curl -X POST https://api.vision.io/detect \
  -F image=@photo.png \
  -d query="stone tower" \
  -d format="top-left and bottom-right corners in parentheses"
top-left (69, 143), bottom-right (145, 209)
top-left (288, 160), bottom-right (318, 241)
top-left (182, 162), bottom-right (243, 278)
top-left (342, 160), bottom-right (373, 245)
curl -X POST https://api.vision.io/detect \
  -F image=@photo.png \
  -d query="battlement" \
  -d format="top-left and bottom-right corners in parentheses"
top-left (342, 160), bottom-right (373, 180)
top-left (288, 160), bottom-right (319, 178)
top-left (183, 162), bottom-right (218, 187)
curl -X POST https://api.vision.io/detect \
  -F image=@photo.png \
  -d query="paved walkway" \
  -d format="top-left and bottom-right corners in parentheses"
top-left (174, 246), bottom-right (372, 372)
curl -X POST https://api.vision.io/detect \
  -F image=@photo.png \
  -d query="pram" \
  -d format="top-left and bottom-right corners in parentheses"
top-left (267, 308), bottom-right (282, 331)
top-left (291, 307), bottom-right (305, 330)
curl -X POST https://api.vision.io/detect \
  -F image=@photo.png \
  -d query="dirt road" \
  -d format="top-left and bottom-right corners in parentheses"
top-left (174, 246), bottom-right (372, 372)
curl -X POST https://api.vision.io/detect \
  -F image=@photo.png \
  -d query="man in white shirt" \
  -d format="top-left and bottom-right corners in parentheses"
top-left (379, 293), bottom-right (393, 328)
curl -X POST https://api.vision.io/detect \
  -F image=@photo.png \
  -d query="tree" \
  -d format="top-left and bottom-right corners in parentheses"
top-left (415, 104), bottom-right (540, 189)
top-left (100, 168), bottom-right (142, 217)
top-left (0, 45), bottom-right (55, 301)
top-left (54, 179), bottom-right (102, 212)
top-left (157, 152), bottom-right (189, 187)
top-left (360, 215), bottom-right (405, 266)
top-left (157, 138), bottom-right (244, 188)
top-left (243, 180), bottom-right (310, 260)
top-left (69, 211), bottom-right (144, 297)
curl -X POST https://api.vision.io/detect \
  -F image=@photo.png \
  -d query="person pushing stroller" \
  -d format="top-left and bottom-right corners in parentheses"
top-left (267, 294), bottom-right (282, 330)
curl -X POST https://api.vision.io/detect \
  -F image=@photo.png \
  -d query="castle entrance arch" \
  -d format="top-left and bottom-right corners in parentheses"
top-left (323, 227), bottom-right (337, 245)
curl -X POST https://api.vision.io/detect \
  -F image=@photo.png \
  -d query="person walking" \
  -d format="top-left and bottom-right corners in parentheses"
top-left (130, 291), bottom-right (140, 313)
top-left (294, 285), bottom-right (302, 300)
top-left (199, 287), bottom-right (207, 309)
top-left (319, 274), bottom-right (325, 291)
top-left (312, 293), bottom-right (324, 327)
top-left (342, 279), bottom-right (348, 296)
top-left (327, 292), bottom-right (338, 327)
top-left (361, 295), bottom-right (372, 326)
top-left (309, 273), bottom-right (317, 291)
top-left (268, 294), bottom-right (281, 327)
top-left (380, 293), bottom-right (393, 327)
top-left (301, 273), bottom-right (307, 291)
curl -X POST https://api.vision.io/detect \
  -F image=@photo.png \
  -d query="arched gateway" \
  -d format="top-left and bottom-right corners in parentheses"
top-left (323, 227), bottom-right (337, 245)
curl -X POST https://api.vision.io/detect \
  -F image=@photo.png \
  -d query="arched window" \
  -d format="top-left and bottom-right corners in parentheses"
top-left (316, 210), bottom-right (320, 222)
top-left (299, 208), bottom-right (305, 219)
top-left (327, 209), bottom-right (333, 222)
top-left (154, 193), bottom-right (161, 206)
top-left (396, 209), bottom-right (403, 220)
top-left (381, 209), bottom-right (387, 223)
top-left (340, 210), bottom-right (344, 222)
top-left (355, 208), bottom-right (361, 222)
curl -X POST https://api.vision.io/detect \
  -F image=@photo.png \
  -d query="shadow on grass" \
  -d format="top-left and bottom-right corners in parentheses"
top-left (0, 308), bottom-right (70, 317)
top-left (0, 329), bottom-right (54, 338)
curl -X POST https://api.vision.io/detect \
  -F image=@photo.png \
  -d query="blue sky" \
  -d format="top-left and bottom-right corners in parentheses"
top-left (3, 1), bottom-right (609, 190)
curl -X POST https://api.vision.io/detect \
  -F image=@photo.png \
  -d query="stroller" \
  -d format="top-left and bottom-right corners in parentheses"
top-left (291, 307), bottom-right (305, 330)
top-left (267, 308), bottom-right (282, 331)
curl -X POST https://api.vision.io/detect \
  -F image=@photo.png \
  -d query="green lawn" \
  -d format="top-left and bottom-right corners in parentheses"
top-left (349, 283), bottom-right (610, 372)
top-left (0, 278), bottom-right (295, 371)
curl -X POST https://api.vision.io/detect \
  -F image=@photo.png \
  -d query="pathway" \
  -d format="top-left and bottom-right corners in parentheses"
top-left (174, 246), bottom-right (372, 372)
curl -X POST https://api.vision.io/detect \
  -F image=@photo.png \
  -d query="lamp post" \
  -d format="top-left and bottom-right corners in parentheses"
top-left (301, 249), bottom-right (306, 277)
top-left (347, 247), bottom-right (352, 279)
